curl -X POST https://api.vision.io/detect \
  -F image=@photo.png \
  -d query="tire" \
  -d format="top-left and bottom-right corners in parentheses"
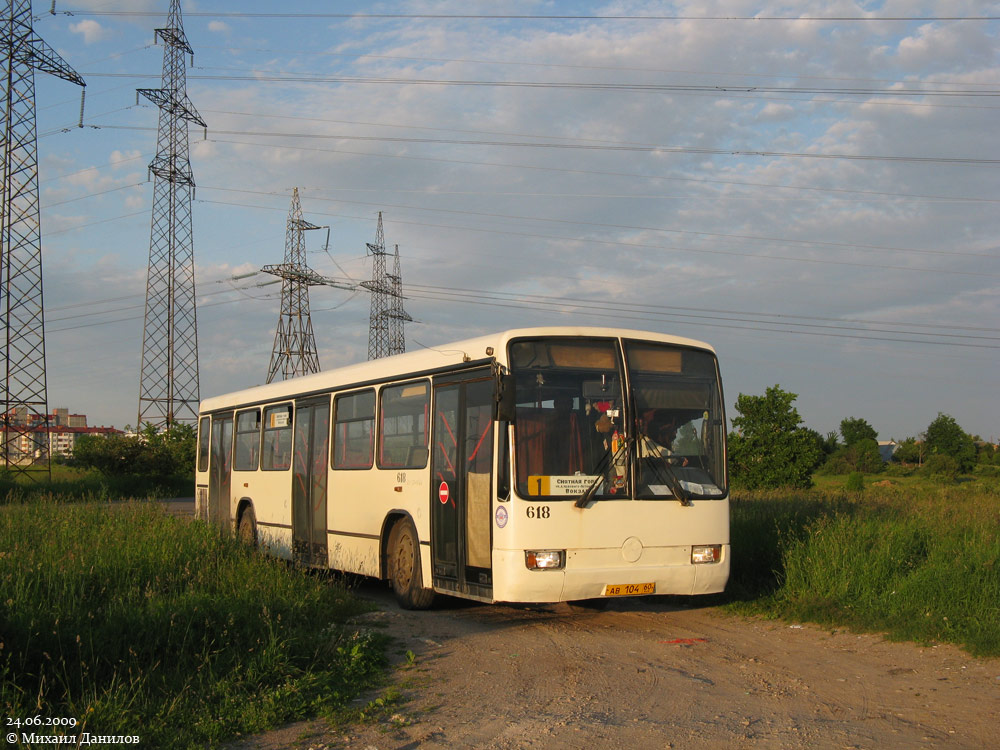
top-left (238, 506), bottom-right (257, 548)
top-left (561, 597), bottom-right (610, 613)
top-left (387, 518), bottom-right (435, 610)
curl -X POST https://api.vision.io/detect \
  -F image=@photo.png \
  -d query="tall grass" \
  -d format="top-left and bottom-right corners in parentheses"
top-left (0, 501), bottom-right (385, 747)
top-left (728, 480), bottom-right (1000, 656)
top-left (0, 468), bottom-right (193, 503)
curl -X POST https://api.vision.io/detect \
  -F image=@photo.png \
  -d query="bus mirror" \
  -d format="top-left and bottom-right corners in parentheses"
top-left (583, 378), bottom-right (619, 400)
top-left (496, 374), bottom-right (516, 422)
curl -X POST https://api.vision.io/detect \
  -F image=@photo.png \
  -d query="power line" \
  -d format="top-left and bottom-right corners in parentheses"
top-left (397, 287), bottom-right (1000, 350)
top-left (199, 194), bottom-right (1000, 280)
top-left (194, 189), bottom-right (998, 267)
top-left (43, 268), bottom-right (1000, 350)
top-left (41, 262), bottom-right (1000, 338)
top-left (190, 44), bottom-right (999, 89)
top-left (197, 108), bottom-right (1000, 181)
top-left (84, 70), bottom-right (1000, 98)
top-left (51, 11), bottom-right (1000, 21)
top-left (91, 124), bottom-right (1000, 166)
top-left (399, 283), bottom-right (1000, 342)
top-left (206, 136), bottom-right (999, 205)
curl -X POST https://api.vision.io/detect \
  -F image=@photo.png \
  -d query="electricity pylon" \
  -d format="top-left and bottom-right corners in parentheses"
top-left (386, 244), bottom-right (411, 356)
top-left (263, 188), bottom-right (324, 383)
top-left (362, 213), bottom-right (410, 359)
top-left (136, 0), bottom-right (205, 431)
top-left (1, 0), bottom-right (85, 478)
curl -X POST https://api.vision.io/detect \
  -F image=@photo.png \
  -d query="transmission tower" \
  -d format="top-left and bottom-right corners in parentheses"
top-left (263, 188), bottom-right (325, 383)
top-left (362, 213), bottom-right (390, 360)
top-left (362, 213), bottom-right (410, 359)
top-left (2, 0), bottom-right (85, 478)
top-left (136, 0), bottom-right (205, 431)
top-left (386, 244), bottom-right (411, 356)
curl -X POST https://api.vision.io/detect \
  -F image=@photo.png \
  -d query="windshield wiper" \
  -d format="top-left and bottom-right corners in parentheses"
top-left (574, 436), bottom-right (631, 509)
top-left (639, 434), bottom-right (691, 506)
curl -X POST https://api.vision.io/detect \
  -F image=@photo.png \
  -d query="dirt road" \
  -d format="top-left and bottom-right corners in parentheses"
top-left (228, 582), bottom-right (999, 750)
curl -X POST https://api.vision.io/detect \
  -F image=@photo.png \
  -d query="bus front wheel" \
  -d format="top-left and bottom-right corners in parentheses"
top-left (387, 518), bottom-right (435, 610)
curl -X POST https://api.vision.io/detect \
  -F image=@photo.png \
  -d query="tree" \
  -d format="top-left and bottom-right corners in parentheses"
top-left (728, 385), bottom-right (824, 490)
top-left (924, 413), bottom-right (976, 472)
top-left (893, 437), bottom-right (925, 466)
top-left (72, 423), bottom-right (197, 477)
top-left (840, 417), bottom-right (877, 446)
top-left (820, 438), bottom-right (883, 475)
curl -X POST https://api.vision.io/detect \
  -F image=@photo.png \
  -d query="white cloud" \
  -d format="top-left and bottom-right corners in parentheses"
top-left (69, 20), bottom-right (110, 44)
top-left (208, 21), bottom-right (230, 34)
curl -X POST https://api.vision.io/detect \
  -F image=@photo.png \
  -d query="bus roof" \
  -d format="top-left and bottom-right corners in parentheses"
top-left (199, 326), bottom-right (716, 413)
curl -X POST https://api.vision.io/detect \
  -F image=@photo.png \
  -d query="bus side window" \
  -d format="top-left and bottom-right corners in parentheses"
top-left (262, 404), bottom-right (293, 471)
top-left (378, 381), bottom-right (429, 470)
top-left (234, 408), bottom-right (261, 471)
top-left (197, 416), bottom-right (210, 472)
top-left (332, 390), bottom-right (375, 470)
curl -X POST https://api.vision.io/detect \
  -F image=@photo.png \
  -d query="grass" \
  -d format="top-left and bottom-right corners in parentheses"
top-left (0, 500), bottom-right (386, 748)
top-left (726, 475), bottom-right (1000, 657)
top-left (0, 465), bottom-right (194, 503)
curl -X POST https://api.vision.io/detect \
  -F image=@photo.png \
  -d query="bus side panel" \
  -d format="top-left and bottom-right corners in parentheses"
top-left (245, 469), bottom-right (294, 560)
top-left (327, 466), bottom-right (430, 577)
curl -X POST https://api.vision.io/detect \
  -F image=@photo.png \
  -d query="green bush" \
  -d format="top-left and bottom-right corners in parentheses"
top-left (922, 454), bottom-right (960, 482)
top-left (845, 471), bottom-right (865, 491)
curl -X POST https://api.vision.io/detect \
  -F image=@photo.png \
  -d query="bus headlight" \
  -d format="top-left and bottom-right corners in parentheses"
top-left (525, 550), bottom-right (564, 570)
top-left (691, 545), bottom-right (721, 564)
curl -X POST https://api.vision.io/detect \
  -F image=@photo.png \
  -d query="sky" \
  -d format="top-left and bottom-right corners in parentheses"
top-left (22, 0), bottom-right (1000, 441)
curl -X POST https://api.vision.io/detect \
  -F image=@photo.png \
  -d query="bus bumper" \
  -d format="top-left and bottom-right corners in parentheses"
top-left (492, 544), bottom-right (730, 603)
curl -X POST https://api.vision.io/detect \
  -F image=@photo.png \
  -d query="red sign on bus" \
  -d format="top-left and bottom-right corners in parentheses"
top-left (438, 481), bottom-right (450, 505)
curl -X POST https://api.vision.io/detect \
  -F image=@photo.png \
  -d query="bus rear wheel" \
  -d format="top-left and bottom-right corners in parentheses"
top-left (238, 506), bottom-right (257, 548)
top-left (387, 518), bottom-right (435, 610)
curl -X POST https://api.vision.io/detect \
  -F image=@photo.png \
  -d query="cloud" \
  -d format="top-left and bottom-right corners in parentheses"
top-left (36, 6), bottom-right (1000, 441)
top-left (69, 20), bottom-right (110, 44)
top-left (208, 21), bottom-right (230, 34)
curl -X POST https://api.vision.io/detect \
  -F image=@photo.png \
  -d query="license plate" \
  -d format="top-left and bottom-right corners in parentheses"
top-left (602, 582), bottom-right (655, 596)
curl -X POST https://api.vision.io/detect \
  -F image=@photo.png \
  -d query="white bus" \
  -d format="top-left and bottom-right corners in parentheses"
top-left (196, 327), bottom-right (729, 608)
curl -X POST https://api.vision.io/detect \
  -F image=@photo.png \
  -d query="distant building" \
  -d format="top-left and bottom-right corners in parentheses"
top-left (2, 408), bottom-right (121, 460)
top-left (877, 440), bottom-right (898, 462)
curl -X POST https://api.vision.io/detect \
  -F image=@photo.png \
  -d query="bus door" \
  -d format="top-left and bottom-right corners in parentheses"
top-left (292, 397), bottom-right (330, 566)
top-left (431, 371), bottom-right (495, 599)
top-left (208, 413), bottom-right (233, 529)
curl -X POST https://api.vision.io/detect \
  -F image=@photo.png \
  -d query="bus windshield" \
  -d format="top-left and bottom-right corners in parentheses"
top-left (510, 338), bottom-right (627, 500)
top-left (509, 337), bottom-right (726, 501)
top-left (626, 340), bottom-right (726, 500)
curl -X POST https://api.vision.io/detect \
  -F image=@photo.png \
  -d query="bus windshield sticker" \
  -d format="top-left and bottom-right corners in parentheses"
top-left (528, 475), bottom-right (601, 496)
